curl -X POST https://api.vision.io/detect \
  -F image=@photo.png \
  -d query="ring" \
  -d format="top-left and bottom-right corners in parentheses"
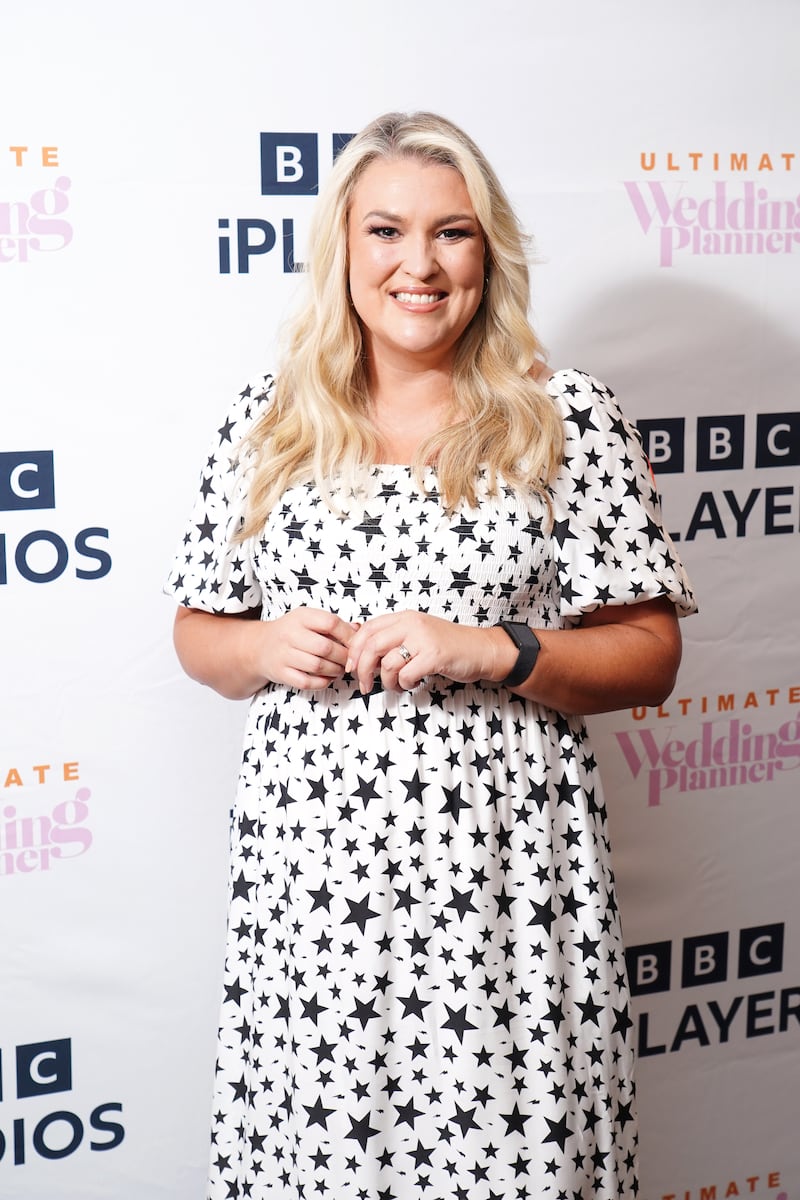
top-left (397, 644), bottom-right (412, 663)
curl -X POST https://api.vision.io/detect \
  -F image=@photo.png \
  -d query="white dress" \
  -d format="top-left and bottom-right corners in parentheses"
top-left (165, 369), bottom-right (696, 1200)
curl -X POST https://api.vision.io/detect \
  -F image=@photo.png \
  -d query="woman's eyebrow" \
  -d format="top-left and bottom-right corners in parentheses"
top-left (361, 209), bottom-right (404, 223)
top-left (360, 209), bottom-right (477, 224)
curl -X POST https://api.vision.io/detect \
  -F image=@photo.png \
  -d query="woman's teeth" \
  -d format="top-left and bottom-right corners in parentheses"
top-left (392, 292), bottom-right (443, 305)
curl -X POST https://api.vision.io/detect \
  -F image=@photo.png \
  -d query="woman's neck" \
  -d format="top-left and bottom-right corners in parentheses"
top-left (367, 363), bottom-right (456, 465)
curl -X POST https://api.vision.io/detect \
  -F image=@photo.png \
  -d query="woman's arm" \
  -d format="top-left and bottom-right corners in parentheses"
top-left (173, 606), bottom-right (357, 700)
top-left (505, 596), bottom-right (681, 714)
top-left (345, 596), bottom-right (681, 716)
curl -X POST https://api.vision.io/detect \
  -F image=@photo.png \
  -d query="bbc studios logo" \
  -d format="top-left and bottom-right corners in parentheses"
top-left (0, 450), bottom-right (111, 585)
top-left (217, 130), bottom-right (353, 275)
top-left (0, 1038), bottom-right (123, 1167)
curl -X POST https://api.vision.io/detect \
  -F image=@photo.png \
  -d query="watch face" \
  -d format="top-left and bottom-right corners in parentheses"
top-left (498, 621), bottom-right (540, 687)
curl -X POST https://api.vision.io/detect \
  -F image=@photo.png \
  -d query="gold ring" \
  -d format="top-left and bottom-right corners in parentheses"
top-left (397, 644), bottom-right (412, 663)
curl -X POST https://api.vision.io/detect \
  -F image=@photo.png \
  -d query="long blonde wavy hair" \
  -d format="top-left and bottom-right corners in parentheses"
top-left (239, 111), bottom-right (563, 536)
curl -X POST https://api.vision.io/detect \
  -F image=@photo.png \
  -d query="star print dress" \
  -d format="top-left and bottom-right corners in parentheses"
top-left (165, 368), bottom-right (696, 1200)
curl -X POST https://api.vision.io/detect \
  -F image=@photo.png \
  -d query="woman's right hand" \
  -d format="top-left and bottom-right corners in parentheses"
top-left (258, 607), bottom-right (358, 691)
top-left (173, 606), bottom-right (357, 700)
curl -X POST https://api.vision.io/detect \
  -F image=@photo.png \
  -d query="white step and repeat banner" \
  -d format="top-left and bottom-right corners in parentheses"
top-left (2, 2), bottom-right (798, 1197)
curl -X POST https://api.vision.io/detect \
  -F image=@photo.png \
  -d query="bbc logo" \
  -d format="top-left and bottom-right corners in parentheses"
top-left (0, 1037), bottom-right (125, 1163)
top-left (259, 132), bottom-right (354, 195)
top-left (636, 413), bottom-right (800, 473)
top-left (626, 923), bottom-right (785, 996)
top-left (0, 1038), bottom-right (72, 1101)
top-left (0, 451), bottom-right (55, 511)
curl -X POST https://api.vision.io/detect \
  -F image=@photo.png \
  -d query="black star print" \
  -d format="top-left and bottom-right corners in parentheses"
top-left (442, 1003), bottom-right (477, 1043)
top-left (394, 1097), bottom-right (424, 1129)
top-left (346, 1111), bottom-right (380, 1150)
top-left (445, 885), bottom-right (479, 921)
top-left (450, 1103), bottom-right (481, 1136)
top-left (342, 893), bottom-right (380, 934)
top-left (304, 1095), bottom-right (335, 1129)
top-left (500, 1103), bottom-right (531, 1135)
top-left (161, 369), bottom-right (697, 1200)
top-left (440, 783), bottom-right (471, 823)
top-left (397, 987), bottom-right (432, 1020)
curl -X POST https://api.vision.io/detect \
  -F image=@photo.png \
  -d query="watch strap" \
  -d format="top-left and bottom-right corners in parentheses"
top-left (497, 621), bottom-right (541, 687)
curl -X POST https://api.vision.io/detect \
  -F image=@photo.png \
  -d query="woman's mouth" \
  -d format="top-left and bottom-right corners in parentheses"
top-left (391, 291), bottom-right (446, 306)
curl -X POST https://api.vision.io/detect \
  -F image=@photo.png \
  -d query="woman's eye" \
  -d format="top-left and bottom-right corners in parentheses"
top-left (438, 228), bottom-right (472, 241)
top-left (368, 226), bottom-right (399, 239)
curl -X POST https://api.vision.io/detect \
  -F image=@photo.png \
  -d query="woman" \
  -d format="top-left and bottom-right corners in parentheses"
top-left (166, 111), bottom-right (695, 1200)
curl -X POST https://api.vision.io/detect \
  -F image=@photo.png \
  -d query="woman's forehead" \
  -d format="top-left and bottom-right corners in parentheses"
top-left (349, 157), bottom-right (475, 218)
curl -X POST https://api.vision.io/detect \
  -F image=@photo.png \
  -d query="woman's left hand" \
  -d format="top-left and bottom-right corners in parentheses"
top-left (345, 612), bottom-right (514, 694)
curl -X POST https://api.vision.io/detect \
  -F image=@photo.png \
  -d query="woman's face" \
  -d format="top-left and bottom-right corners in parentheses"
top-left (347, 156), bottom-right (486, 371)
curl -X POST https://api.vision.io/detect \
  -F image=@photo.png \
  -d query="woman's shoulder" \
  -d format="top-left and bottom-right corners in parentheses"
top-left (528, 363), bottom-right (614, 400)
top-left (540, 367), bottom-right (621, 426)
top-left (540, 366), bottom-right (614, 399)
top-left (230, 372), bottom-right (276, 427)
top-left (210, 372), bottom-right (276, 454)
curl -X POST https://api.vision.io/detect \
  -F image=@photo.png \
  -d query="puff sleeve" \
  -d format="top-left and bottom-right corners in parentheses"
top-left (545, 369), bottom-right (697, 621)
top-left (163, 376), bottom-right (274, 614)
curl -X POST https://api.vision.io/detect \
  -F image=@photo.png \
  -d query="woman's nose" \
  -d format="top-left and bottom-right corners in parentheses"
top-left (402, 235), bottom-right (438, 281)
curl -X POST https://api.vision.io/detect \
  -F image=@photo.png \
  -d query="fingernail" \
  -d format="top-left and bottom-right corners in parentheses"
top-left (345, 659), bottom-right (353, 672)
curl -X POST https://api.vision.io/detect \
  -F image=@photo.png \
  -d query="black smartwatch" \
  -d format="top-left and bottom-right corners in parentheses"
top-left (496, 621), bottom-right (541, 687)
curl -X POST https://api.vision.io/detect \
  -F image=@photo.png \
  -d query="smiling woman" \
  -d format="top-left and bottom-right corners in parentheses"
top-left (347, 159), bottom-right (486, 462)
top-left (348, 158), bottom-right (485, 372)
top-left (165, 110), bottom-right (696, 1200)
top-left (234, 111), bottom-right (567, 523)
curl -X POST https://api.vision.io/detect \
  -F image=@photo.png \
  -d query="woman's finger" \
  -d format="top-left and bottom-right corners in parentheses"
top-left (295, 650), bottom-right (346, 678)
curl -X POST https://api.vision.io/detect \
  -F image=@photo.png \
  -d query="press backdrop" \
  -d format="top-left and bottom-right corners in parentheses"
top-left (2, 3), bottom-right (799, 1197)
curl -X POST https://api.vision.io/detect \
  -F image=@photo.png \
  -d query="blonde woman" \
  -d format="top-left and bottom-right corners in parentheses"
top-left (166, 111), bottom-right (695, 1200)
